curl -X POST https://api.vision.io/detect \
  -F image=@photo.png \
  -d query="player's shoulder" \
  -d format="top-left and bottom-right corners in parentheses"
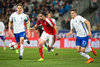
top-left (22, 13), bottom-right (27, 16)
top-left (0, 21), bottom-right (4, 24)
top-left (51, 18), bottom-right (56, 21)
top-left (76, 15), bottom-right (83, 18)
top-left (51, 18), bottom-right (55, 21)
top-left (11, 12), bottom-right (17, 15)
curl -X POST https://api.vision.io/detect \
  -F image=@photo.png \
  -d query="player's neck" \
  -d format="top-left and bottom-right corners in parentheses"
top-left (17, 11), bottom-right (22, 15)
top-left (72, 16), bottom-right (77, 19)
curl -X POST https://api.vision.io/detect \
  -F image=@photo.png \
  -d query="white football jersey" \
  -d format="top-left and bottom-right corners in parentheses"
top-left (0, 21), bottom-right (5, 36)
top-left (9, 12), bottom-right (28, 33)
top-left (70, 15), bottom-right (88, 37)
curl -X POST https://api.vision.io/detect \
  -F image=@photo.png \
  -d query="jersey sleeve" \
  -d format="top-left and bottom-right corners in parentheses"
top-left (52, 19), bottom-right (56, 25)
top-left (70, 20), bottom-right (74, 29)
top-left (0, 22), bottom-right (5, 31)
top-left (46, 18), bottom-right (55, 27)
top-left (36, 20), bottom-right (41, 25)
top-left (2, 23), bottom-right (5, 31)
top-left (78, 15), bottom-right (86, 22)
top-left (9, 14), bottom-right (13, 22)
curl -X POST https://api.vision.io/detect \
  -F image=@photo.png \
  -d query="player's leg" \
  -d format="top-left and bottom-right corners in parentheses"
top-left (14, 34), bottom-right (20, 53)
top-left (51, 37), bottom-right (55, 52)
top-left (38, 38), bottom-right (46, 61)
top-left (38, 31), bottom-right (48, 61)
top-left (85, 46), bottom-right (97, 56)
top-left (1, 36), bottom-right (6, 51)
top-left (19, 32), bottom-right (26, 59)
top-left (80, 36), bottom-right (94, 63)
top-left (16, 42), bottom-right (20, 53)
top-left (76, 36), bottom-right (91, 63)
top-left (25, 37), bottom-right (30, 44)
top-left (48, 35), bottom-right (55, 52)
top-left (24, 32), bottom-right (30, 44)
top-left (19, 37), bottom-right (24, 59)
top-left (76, 36), bottom-right (81, 52)
top-left (80, 47), bottom-right (94, 63)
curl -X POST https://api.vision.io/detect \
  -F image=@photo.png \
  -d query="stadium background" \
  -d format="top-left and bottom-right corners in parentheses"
top-left (0, 0), bottom-right (100, 67)
top-left (0, 0), bottom-right (100, 48)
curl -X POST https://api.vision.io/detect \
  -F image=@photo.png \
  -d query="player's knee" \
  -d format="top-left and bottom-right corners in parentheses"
top-left (39, 42), bottom-right (43, 48)
top-left (81, 49), bottom-right (85, 52)
top-left (20, 37), bottom-right (24, 44)
top-left (81, 47), bottom-right (85, 52)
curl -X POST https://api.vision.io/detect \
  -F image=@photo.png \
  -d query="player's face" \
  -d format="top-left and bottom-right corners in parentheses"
top-left (17, 6), bottom-right (23, 14)
top-left (38, 14), bottom-right (43, 20)
top-left (47, 14), bottom-right (52, 18)
top-left (70, 11), bottom-right (77, 19)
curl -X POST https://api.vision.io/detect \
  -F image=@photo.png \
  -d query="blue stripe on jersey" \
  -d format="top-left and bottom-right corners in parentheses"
top-left (81, 22), bottom-right (87, 34)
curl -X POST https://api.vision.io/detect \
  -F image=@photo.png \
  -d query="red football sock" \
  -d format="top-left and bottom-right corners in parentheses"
top-left (39, 46), bottom-right (43, 59)
top-left (17, 45), bottom-right (20, 50)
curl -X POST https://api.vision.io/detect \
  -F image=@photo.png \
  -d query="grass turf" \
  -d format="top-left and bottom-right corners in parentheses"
top-left (0, 47), bottom-right (100, 67)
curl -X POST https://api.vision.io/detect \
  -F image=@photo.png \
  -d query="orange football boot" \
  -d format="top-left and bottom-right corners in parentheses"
top-left (91, 47), bottom-right (97, 56)
top-left (86, 58), bottom-right (94, 63)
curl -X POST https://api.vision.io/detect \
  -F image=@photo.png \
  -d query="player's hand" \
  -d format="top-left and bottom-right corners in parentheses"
top-left (56, 35), bottom-right (60, 40)
top-left (8, 29), bottom-right (11, 35)
top-left (30, 27), bottom-right (35, 30)
top-left (30, 28), bottom-right (34, 30)
top-left (88, 32), bottom-right (92, 38)
top-left (35, 30), bottom-right (39, 34)
top-left (0, 32), bottom-right (2, 34)
top-left (66, 33), bottom-right (70, 37)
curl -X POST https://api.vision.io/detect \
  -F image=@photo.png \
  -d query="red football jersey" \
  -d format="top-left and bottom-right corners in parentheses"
top-left (36, 18), bottom-right (56, 35)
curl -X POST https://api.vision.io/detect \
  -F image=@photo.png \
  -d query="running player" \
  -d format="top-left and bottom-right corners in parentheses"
top-left (0, 18), bottom-right (6, 51)
top-left (66, 9), bottom-right (97, 63)
top-left (31, 12), bottom-right (59, 61)
top-left (16, 9), bottom-right (30, 54)
top-left (47, 13), bottom-right (59, 52)
top-left (8, 3), bottom-right (30, 59)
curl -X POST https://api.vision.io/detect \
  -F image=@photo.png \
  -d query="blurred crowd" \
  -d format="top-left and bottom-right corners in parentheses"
top-left (0, 0), bottom-right (72, 29)
top-left (0, 0), bottom-right (100, 30)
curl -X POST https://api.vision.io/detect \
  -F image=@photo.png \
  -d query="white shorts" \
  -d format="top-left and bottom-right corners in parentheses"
top-left (40, 31), bottom-right (55, 47)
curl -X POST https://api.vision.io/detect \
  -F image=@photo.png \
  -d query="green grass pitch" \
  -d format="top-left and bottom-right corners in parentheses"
top-left (0, 47), bottom-right (100, 67)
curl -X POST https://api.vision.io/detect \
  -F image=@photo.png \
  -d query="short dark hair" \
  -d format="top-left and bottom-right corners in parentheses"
top-left (70, 9), bottom-right (77, 13)
top-left (17, 3), bottom-right (23, 8)
top-left (39, 11), bottom-right (45, 16)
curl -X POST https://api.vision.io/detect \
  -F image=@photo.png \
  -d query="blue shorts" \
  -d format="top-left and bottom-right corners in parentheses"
top-left (0, 36), bottom-right (5, 40)
top-left (76, 36), bottom-right (89, 48)
top-left (14, 31), bottom-right (27, 43)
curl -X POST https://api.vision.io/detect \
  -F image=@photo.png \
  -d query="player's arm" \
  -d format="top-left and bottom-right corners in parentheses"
top-left (8, 21), bottom-right (12, 35)
top-left (8, 14), bottom-right (13, 35)
top-left (54, 25), bottom-right (60, 40)
top-left (31, 20), bottom-right (40, 30)
top-left (0, 23), bottom-right (5, 34)
top-left (31, 24), bottom-right (38, 30)
top-left (66, 29), bottom-right (74, 37)
top-left (66, 20), bottom-right (74, 37)
top-left (84, 20), bottom-right (92, 37)
top-left (26, 20), bottom-right (30, 36)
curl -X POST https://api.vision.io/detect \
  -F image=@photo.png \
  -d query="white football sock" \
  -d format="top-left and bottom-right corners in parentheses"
top-left (80, 52), bottom-right (91, 59)
top-left (20, 44), bottom-right (24, 56)
top-left (85, 47), bottom-right (92, 52)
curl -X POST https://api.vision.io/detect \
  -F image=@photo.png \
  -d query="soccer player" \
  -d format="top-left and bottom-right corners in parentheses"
top-left (8, 3), bottom-right (30, 59)
top-left (0, 18), bottom-right (6, 51)
top-left (47, 13), bottom-right (59, 52)
top-left (31, 12), bottom-right (59, 61)
top-left (66, 9), bottom-right (97, 63)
